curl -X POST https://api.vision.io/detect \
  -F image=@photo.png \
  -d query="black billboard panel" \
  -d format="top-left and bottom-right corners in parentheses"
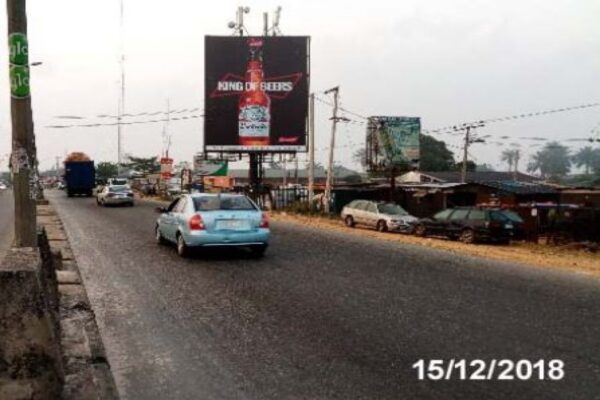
top-left (204, 36), bottom-right (309, 152)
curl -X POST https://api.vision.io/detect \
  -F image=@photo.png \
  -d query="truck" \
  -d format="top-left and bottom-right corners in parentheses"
top-left (64, 152), bottom-right (95, 197)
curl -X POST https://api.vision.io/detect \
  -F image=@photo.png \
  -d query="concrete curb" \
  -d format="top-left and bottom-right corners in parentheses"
top-left (37, 203), bottom-right (119, 399)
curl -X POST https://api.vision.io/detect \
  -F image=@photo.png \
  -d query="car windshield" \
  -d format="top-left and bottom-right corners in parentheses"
top-left (501, 210), bottom-right (524, 223)
top-left (193, 196), bottom-right (257, 211)
top-left (109, 186), bottom-right (130, 193)
top-left (377, 203), bottom-right (408, 215)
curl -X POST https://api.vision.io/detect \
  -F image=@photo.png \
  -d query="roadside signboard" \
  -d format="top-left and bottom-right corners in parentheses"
top-left (193, 154), bottom-right (229, 177)
top-left (204, 36), bottom-right (310, 152)
top-left (160, 157), bottom-right (173, 180)
top-left (366, 116), bottom-right (420, 171)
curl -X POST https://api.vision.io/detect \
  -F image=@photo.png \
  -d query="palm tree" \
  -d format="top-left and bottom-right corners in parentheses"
top-left (527, 142), bottom-right (571, 181)
top-left (501, 149), bottom-right (516, 171)
top-left (572, 146), bottom-right (599, 175)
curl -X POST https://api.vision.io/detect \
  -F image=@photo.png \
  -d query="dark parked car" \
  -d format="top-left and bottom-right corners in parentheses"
top-left (413, 207), bottom-right (522, 244)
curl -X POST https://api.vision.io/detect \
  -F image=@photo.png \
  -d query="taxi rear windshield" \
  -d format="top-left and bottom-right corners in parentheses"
top-left (193, 196), bottom-right (257, 211)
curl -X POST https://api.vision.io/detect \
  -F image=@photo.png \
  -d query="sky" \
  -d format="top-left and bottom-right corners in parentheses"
top-left (1, 0), bottom-right (600, 173)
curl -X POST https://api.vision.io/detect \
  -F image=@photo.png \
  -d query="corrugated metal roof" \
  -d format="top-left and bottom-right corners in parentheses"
top-left (475, 181), bottom-right (558, 194)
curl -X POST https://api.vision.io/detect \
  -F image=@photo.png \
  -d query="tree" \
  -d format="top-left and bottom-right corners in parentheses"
top-left (123, 156), bottom-right (160, 175)
top-left (96, 162), bottom-right (119, 181)
top-left (477, 163), bottom-right (495, 172)
top-left (501, 149), bottom-right (518, 171)
top-left (572, 146), bottom-right (600, 175)
top-left (454, 160), bottom-right (477, 172)
top-left (352, 147), bottom-right (367, 170)
top-left (527, 142), bottom-right (571, 181)
top-left (419, 134), bottom-right (456, 171)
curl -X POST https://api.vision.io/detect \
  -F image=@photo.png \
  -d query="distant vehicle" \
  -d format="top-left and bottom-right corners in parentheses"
top-left (155, 193), bottom-right (270, 257)
top-left (413, 207), bottom-right (520, 244)
top-left (0, 183), bottom-right (7, 191)
top-left (108, 178), bottom-right (128, 186)
top-left (167, 177), bottom-right (182, 196)
top-left (64, 153), bottom-right (95, 197)
top-left (57, 182), bottom-right (65, 190)
top-left (341, 200), bottom-right (418, 233)
top-left (96, 185), bottom-right (134, 207)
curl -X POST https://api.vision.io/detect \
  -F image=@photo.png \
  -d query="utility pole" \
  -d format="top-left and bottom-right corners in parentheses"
top-left (7, 0), bottom-right (37, 247)
top-left (461, 126), bottom-right (470, 183)
top-left (116, 0), bottom-right (125, 175)
top-left (454, 121), bottom-right (485, 183)
top-left (324, 87), bottom-right (339, 214)
top-left (323, 87), bottom-right (349, 213)
top-left (307, 93), bottom-right (315, 209)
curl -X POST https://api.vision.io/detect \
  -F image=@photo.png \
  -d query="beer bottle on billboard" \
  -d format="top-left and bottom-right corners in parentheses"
top-left (239, 38), bottom-right (271, 147)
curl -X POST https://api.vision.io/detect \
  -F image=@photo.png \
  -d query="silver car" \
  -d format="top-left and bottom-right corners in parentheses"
top-left (96, 185), bottom-right (135, 207)
top-left (341, 200), bottom-right (417, 233)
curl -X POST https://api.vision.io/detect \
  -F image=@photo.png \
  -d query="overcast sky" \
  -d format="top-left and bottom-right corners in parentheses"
top-left (1, 0), bottom-right (599, 172)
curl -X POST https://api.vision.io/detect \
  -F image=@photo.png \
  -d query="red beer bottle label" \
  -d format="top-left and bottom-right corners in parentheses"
top-left (239, 38), bottom-right (271, 147)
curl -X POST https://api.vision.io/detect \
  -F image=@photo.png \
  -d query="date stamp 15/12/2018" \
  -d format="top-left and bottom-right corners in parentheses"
top-left (412, 359), bottom-right (565, 381)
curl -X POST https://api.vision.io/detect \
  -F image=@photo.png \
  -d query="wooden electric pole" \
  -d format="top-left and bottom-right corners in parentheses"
top-left (323, 87), bottom-right (350, 214)
top-left (323, 87), bottom-right (339, 214)
top-left (7, 0), bottom-right (37, 247)
top-left (454, 121), bottom-right (485, 183)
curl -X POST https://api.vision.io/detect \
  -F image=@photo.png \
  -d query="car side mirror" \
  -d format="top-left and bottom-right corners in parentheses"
top-left (155, 206), bottom-right (167, 214)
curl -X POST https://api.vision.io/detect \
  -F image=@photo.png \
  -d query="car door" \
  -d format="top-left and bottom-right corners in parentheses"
top-left (172, 197), bottom-right (189, 236)
top-left (428, 209), bottom-right (453, 234)
top-left (351, 201), bottom-right (367, 225)
top-left (364, 201), bottom-right (379, 228)
top-left (160, 198), bottom-right (181, 241)
top-left (447, 208), bottom-right (470, 236)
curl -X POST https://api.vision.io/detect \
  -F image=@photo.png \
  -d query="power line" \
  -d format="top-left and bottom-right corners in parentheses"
top-left (46, 114), bottom-right (203, 129)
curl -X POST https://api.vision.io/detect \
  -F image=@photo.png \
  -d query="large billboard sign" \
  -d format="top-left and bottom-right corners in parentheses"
top-left (366, 116), bottom-right (420, 171)
top-left (204, 36), bottom-right (310, 152)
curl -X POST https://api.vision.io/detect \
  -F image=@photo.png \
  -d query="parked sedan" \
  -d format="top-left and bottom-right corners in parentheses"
top-left (96, 185), bottom-right (135, 207)
top-left (155, 193), bottom-right (270, 257)
top-left (414, 207), bottom-right (517, 244)
top-left (341, 200), bottom-right (418, 233)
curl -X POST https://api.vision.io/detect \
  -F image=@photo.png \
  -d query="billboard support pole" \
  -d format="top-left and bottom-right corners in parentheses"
top-left (308, 93), bottom-right (315, 209)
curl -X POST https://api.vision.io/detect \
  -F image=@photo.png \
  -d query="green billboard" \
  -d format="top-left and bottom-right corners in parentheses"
top-left (366, 116), bottom-right (420, 171)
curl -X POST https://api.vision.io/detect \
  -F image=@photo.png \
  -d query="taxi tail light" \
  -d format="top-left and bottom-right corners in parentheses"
top-left (259, 212), bottom-right (269, 228)
top-left (189, 214), bottom-right (205, 230)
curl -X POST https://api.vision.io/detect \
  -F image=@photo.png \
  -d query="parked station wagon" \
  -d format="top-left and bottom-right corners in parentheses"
top-left (413, 207), bottom-right (522, 244)
top-left (341, 200), bottom-right (418, 233)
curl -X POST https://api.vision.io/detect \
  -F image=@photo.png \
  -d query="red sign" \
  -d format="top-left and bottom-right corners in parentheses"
top-left (160, 157), bottom-right (173, 180)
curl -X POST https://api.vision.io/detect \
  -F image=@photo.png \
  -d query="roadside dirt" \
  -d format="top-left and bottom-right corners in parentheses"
top-left (271, 212), bottom-right (600, 277)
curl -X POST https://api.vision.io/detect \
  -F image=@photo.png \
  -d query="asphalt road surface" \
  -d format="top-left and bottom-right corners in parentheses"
top-left (48, 191), bottom-right (600, 400)
top-left (0, 189), bottom-right (14, 262)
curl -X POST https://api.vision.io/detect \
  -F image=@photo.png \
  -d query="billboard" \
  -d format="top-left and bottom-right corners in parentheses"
top-left (204, 36), bottom-right (310, 152)
top-left (366, 116), bottom-right (420, 171)
top-left (160, 157), bottom-right (173, 180)
top-left (193, 154), bottom-right (228, 178)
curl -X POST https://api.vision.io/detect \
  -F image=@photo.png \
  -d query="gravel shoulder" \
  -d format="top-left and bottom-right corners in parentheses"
top-left (272, 212), bottom-right (600, 276)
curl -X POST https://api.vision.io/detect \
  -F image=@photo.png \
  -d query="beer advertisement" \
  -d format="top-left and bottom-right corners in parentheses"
top-left (366, 116), bottom-right (421, 170)
top-left (204, 36), bottom-right (310, 152)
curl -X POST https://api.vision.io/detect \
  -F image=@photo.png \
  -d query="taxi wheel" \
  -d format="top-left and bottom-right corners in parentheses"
top-left (376, 220), bottom-right (388, 232)
top-left (176, 233), bottom-right (189, 257)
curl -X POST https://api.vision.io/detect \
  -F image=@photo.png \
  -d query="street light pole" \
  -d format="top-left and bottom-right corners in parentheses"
top-left (7, 0), bottom-right (37, 247)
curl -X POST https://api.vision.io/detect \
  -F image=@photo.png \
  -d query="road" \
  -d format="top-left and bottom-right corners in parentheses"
top-left (48, 190), bottom-right (600, 400)
top-left (0, 189), bottom-right (14, 262)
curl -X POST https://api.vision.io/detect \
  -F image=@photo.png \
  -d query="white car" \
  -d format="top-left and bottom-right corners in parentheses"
top-left (96, 185), bottom-right (134, 207)
top-left (0, 183), bottom-right (7, 190)
top-left (341, 200), bottom-right (418, 233)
